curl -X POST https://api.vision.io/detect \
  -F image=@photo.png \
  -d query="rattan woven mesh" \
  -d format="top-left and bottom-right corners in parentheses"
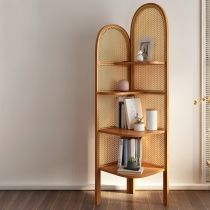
top-left (98, 66), bottom-right (129, 91)
top-left (131, 7), bottom-right (165, 62)
top-left (134, 65), bottom-right (165, 91)
top-left (131, 5), bottom-right (167, 167)
top-left (142, 134), bottom-right (165, 166)
top-left (98, 95), bottom-right (116, 128)
top-left (98, 96), bottom-right (121, 165)
top-left (96, 25), bottom-right (130, 166)
top-left (98, 26), bottom-right (129, 62)
top-left (99, 134), bottom-right (120, 166)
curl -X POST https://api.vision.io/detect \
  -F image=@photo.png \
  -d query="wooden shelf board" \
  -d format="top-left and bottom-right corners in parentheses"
top-left (100, 162), bottom-right (164, 179)
top-left (98, 127), bottom-right (165, 138)
top-left (97, 90), bottom-right (165, 96)
top-left (114, 61), bottom-right (165, 65)
top-left (98, 61), bottom-right (165, 66)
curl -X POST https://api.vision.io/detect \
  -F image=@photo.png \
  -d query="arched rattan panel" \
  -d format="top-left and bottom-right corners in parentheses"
top-left (96, 25), bottom-right (130, 166)
top-left (130, 3), bottom-right (168, 168)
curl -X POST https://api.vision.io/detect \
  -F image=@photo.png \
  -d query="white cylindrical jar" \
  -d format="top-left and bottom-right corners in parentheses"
top-left (146, 109), bottom-right (157, 131)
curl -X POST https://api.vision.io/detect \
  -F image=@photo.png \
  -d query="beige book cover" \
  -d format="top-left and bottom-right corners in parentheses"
top-left (124, 98), bottom-right (143, 129)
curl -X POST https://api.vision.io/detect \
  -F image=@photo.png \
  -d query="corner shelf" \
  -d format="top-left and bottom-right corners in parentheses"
top-left (95, 3), bottom-right (168, 206)
top-left (100, 162), bottom-right (164, 179)
top-left (98, 127), bottom-right (165, 138)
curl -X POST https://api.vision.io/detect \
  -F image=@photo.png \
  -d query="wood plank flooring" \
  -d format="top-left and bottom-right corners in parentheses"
top-left (0, 190), bottom-right (208, 210)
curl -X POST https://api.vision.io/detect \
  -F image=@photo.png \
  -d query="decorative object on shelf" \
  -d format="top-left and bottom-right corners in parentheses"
top-left (124, 98), bottom-right (143, 129)
top-left (146, 109), bottom-right (158, 131)
top-left (136, 50), bottom-right (144, 62)
top-left (134, 114), bottom-right (145, 131)
top-left (138, 37), bottom-right (154, 61)
top-left (118, 79), bottom-right (129, 91)
top-left (126, 156), bottom-right (139, 170)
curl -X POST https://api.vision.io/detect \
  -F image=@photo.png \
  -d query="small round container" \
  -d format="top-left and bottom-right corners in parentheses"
top-left (118, 80), bottom-right (129, 91)
top-left (146, 109), bottom-right (157, 131)
top-left (134, 123), bottom-right (145, 132)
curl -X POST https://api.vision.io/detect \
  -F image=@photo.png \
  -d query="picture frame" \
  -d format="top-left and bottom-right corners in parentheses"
top-left (138, 38), bottom-right (154, 61)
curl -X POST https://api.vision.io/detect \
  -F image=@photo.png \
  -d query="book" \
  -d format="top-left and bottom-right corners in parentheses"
top-left (118, 167), bottom-right (144, 174)
top-left (124, 98), bottom-right (143, 129)
top-left (119, 138), bottom-right (143, 173)
top-left (135, 139), bottom-right (139, 166)
top-left (130, 138), bottom-right (136, 159)
top-left (118, 139), bottom-right (124, 167)
top-left (140, 139), bottom-right (143, 168)
top-left (116, 97), bottom-right (125, 128)
top-left (119, 102), bottom-right (123, 128)
top-left (123, 104), bottom-right (127, 129)
top-left (121, 103), bottom-right (127, 129)
top-left (116, 96), bottom-right (133, 128)
top-left (123, 139), bottom-right (128, 167)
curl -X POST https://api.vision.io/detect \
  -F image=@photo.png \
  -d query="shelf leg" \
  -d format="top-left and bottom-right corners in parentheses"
top-left (163, 170), bottom-right (168, 205)
top-left (95, 169), bottom-right (101, 205)
top-left (127, 178), bottom-right (135, 194)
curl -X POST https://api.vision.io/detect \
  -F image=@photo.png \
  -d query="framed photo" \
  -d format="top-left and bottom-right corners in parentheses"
top-left (138, 38), bottom-right (154, 61)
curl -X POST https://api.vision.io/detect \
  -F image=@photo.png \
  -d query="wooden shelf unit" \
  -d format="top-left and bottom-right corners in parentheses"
top-left (95, 3), bottom-right (168, 206)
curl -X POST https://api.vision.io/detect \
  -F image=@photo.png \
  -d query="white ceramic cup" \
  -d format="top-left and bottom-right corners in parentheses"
top-left (146, 109), bottom-right (157, 130)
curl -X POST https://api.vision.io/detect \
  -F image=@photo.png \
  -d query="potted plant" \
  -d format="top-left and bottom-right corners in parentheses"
top-left (127, 156), bottom-right (139, 170)
top-left (133, 113), bottom-right (145, 131)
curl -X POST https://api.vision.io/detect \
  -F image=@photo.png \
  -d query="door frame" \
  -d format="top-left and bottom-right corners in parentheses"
top-left (201, 0), bottom-right (207, 183)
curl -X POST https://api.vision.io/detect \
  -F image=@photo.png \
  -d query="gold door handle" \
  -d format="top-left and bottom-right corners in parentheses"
top-left (206, 96), bottom-right (210, 104)
top-left (194, 96), bottom-right (210, 105)
top-left (201, 97), bottom-right (206, 102)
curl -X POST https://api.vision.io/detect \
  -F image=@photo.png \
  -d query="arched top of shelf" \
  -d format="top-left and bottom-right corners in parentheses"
top-left (131, 3), bottom-right (168, 28)
top-left (130, 3), bottom-right (168, 63)
top-left (95, 24), bottom-right (130, 64)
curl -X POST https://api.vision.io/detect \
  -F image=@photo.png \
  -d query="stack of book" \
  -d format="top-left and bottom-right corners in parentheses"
top-left (116, 97), bottom-right (143, 129)
top-left (116, 96), bottom-right (144, 174)
top-left (117, 138), bottom-right (143, 174)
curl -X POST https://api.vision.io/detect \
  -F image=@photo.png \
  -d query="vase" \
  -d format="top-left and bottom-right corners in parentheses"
top-left (146, 109), bottom-right (157, 130)
top-left (118, 80), bottom-right (129, 91)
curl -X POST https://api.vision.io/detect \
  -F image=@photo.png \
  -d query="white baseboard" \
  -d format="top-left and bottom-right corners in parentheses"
top-left (0, 184), bottom-right (209, 190)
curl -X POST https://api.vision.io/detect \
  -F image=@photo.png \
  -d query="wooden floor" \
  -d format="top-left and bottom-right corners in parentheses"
top-left (0, 190), bottom-right (209, 210)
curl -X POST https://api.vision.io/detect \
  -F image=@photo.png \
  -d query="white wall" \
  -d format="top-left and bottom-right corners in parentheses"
top-left (0, 0), bottom-right (201, 189)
